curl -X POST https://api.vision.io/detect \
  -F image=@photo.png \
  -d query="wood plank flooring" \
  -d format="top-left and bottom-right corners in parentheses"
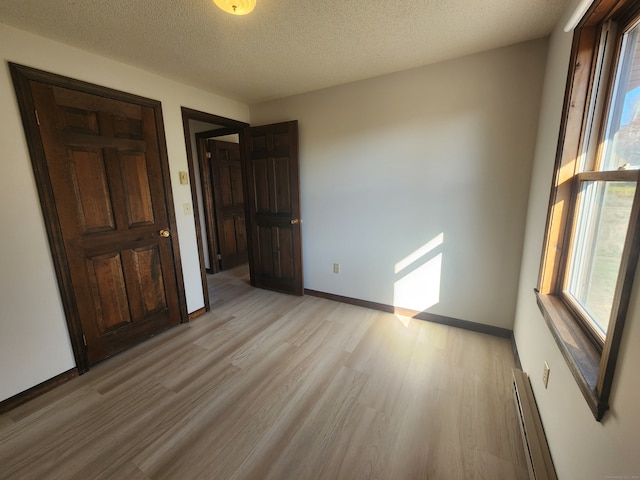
top-left (0, 265), bottom-right (528, 479)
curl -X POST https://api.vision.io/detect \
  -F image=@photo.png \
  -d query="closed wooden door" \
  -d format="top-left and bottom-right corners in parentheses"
top-left (27, 79), bottom-right (182, 366)
top-left (243, 121), bottom-right (303, 295)
top-left (208, 139), bottom-right (248, 270)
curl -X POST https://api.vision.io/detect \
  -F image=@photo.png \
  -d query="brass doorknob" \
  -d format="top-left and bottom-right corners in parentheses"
top-left (159, 229), bottom-right (170, 238)
top-left (290, 218), bottom-right (300, 225)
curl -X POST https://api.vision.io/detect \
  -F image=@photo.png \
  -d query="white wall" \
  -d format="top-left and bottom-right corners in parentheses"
top-left (251, 40), bottom-right (548, 329)
top-left (513, 1), bottom-right (640, 477)
top-left (0, 23), bottom-right (249, 402)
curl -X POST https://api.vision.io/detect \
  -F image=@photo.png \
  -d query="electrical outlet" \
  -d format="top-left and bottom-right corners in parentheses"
top-left (543, 362), bottom-right (550, 389)
top-left (333, 263), bottom-right (340, 274)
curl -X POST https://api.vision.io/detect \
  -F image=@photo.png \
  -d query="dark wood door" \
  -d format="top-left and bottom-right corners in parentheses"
top-left (208, 139), bottom-right (248, 270)
top-left (243, 121), bottom-right (303, 295)
top-left (29, 81), bottom-right (182, 365)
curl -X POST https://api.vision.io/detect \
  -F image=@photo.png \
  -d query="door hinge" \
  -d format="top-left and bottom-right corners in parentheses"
top-left (217, 254), bottom-right (222, 260)
top-left (82, 334), bottom-right (87, 347)
top-left (206, 152), bottom-right (212, 159)
top-left (35, 109), bottom-right (40, 126)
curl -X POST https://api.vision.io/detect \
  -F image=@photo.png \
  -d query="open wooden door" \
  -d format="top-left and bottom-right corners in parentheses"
top-left (243, 121), bottom-right (303, 295)
top-left (207, 139), bottom-right (248, 270)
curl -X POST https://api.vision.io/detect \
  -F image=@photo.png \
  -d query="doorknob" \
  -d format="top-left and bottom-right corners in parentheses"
top-left (159, 229), bottom-right (170, 238)
top-left (290, 218), bottom-right (300, 225)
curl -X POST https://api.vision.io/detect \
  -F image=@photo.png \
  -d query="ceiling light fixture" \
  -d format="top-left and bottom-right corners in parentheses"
top-left (213, 0), bottom-right (256, 15)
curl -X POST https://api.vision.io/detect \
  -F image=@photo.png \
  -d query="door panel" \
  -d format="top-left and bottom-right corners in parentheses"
top-left (208, 139), bottom-right (248, 270)
top-left (131, 246), bottom-right (168, 315)
top-left (70, 149), bottom-right (116, 232)
top-left (87, 252), bottom-right (131, 332)
top-left (29, 80), bottom-right (182, 365)
top-left (244, 121), bottom-right (303, 295)
top-left (120, 152), bottom-right (155, 226)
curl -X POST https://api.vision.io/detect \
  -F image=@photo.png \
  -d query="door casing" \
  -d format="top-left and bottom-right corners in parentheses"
top-left (182, 112), bottom-right (304, 303)
top-left (181, 108), bottom-right (249, 312)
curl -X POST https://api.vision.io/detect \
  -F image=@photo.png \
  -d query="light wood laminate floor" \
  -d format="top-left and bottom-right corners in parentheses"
top-left (0, 265), bottom-right (527, 479)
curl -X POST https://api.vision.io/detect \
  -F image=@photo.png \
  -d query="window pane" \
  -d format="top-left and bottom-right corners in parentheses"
top-left (566, 181), bottom-right (636, 337)
top-left (600, 23), bottom-right (640, 171)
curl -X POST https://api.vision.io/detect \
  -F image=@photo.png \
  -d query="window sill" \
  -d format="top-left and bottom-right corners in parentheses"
top-left (535, 291), bottom-right (607, 420)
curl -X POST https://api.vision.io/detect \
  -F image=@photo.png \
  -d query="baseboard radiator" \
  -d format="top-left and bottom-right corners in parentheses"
top-left (512, 369), bottom-right (557, 480)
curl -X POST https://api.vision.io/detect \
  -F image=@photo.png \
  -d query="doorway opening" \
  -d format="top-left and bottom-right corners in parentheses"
top-left (183, 109), bottom-right (304, 310)
top-left (196, 131), bottom-right (248, 274)
top-left (181, 108), bottom-right (249, 314)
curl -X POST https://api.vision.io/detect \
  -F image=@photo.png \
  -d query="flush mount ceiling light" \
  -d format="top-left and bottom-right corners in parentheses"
top-left (213, 0), bottom-right (256, 15)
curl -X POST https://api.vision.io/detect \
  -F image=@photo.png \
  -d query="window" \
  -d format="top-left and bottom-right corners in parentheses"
top-left (538, 0), bottom-right (640, 421)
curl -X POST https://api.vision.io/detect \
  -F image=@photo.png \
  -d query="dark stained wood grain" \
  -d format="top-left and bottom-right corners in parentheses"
top-left (87, 252), bottom-right (132, 332)
top-left (120, 152), bottom-right (155, 226)
top-left (10, 63), bottom-right (185, 370)
top-left (538, 26), bottom-right (598, 294)
top-left (243, 121), bottom-right (303, 295)
top-left (69, 148), bottom-right (115, 232)
top-left (209, 139), bottom-right (248, 270)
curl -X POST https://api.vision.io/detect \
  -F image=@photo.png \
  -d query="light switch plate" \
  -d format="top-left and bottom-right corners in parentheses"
top-left (179, 171), bottom-right (189, 185)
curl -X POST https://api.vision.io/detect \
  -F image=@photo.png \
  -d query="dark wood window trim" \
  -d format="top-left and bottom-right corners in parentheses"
top-left (536, 292), bottom-right (604, 416)
top-left (537, 0), bottom-right (640, 421)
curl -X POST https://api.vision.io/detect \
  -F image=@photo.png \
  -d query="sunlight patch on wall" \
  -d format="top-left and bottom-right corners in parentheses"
top-left (394, 233), bottom-right (443, 313)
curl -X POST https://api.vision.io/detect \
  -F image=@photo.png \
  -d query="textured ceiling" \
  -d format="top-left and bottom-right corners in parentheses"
top-left (0, 0), bottom-right (570, 104)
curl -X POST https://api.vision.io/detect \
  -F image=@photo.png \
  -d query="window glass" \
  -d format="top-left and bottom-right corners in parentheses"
top-left (601, 23), bottom-right (640, 171)
top-left (565, 180), bottom-right (636, 337)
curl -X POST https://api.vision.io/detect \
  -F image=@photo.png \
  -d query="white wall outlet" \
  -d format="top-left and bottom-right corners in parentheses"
top-left (543, 362), bottom-right (550, 389)
top-left (333, 263), bottom-right (340, 274)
